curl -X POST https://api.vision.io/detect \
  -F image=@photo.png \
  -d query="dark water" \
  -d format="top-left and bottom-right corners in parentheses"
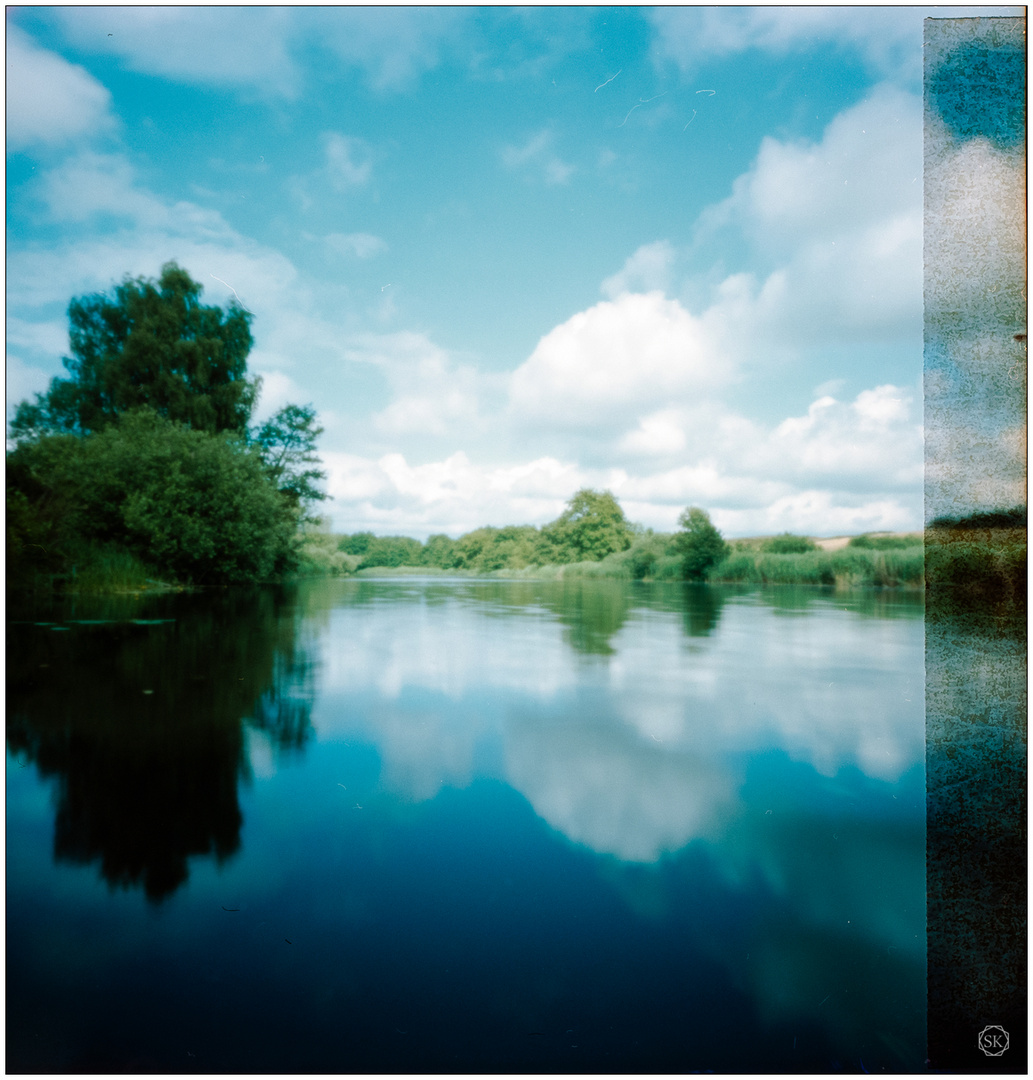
top-left (7, 579), bottom-right (925, 1073)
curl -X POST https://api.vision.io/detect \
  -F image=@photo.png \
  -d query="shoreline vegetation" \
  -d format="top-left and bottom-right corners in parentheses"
top-left (6, 265), bottom-right (1023, 600)
top-left (294, 519), bottom-right (929, 590)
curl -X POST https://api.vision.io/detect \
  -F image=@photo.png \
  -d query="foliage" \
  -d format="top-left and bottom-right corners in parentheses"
top-left (294, 520), bottom-right (356, 577)
top-left (252, 403), bottom-right (327, 514)
top-left (710, 546), bottom-right (925, 588)
top-left (849, 533), bottom-right (921, 550)
top-left (357, 535), bottom-right (424, 569)
top-left (535, 488), bottom-right (634, 564)
top-left (674, 507), bottom-right (729, 580)
top-left (761, 532), bottom-right (818, 554)
top-left (7, 264), bottom-right (334, 593)
top-left (7, 409), bottom-right (296, 586)
top-left (338, 532), bottom-right (376, 555)
top-left (449, 525), bottom-right (540, 571)
top-left (10, 262), bottom-right (258, 440)
top-left (420, 533), bottom-right (458, 568)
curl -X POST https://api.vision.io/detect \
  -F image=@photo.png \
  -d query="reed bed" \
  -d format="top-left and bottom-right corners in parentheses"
top-left (710, 545), bottom-right (925, 587)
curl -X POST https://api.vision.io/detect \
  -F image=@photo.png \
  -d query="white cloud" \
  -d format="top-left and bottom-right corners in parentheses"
top-left (695, 84), bottom-right (923, 349)
top-left (45, 6), bottom-right (463, 98)
top-left (6, 25), bottom-right (116, 149)
top-left (650, 6), bottom-right (925, 84)
top-left (313, 590), bottom-right (923, 860)
top-left (508, 292), bottom-right (725, 428)
top-left (48, 6), bottom-right (300, 99)
top-left (252, 370), bottom-right (305, 422)
top-left (313, 6), bottom-right (462, 91)
top-left (743, 385), bottom-right (923, 490)
top-left (601, 241), bottom-right (675, 299)
top-left (618, 408), bottom-right (688, 456)
top-left (6, 354), bottom-right (53, 417)
top-left (322, 449), bottom-right (590, 536)
top-left (6, 316), bottom-right (69, 357)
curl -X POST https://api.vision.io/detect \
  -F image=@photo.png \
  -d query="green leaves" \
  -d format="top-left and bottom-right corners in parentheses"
top-left (537, 488), bottom-right (634, 564)
top-left (761, 532), bottom-right (817, 554)
top-left (7, 410), bottom-right (296, 586)
top-left (7, 263), bottom-right (333, 590)
top-left (674, 507), bottom-right (729, 580)
top-left (10, 262), bottom-right (258, 440)
top-left (252, 403), bottom-right (327, 514)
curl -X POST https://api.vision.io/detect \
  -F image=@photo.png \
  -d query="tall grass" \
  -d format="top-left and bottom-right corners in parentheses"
top-left (56, 546), bottom-right (163, 594)
top-left (710, 545), bottom-right (925, 588)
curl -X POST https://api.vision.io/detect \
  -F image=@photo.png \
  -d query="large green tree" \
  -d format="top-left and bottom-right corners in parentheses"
top-left (10, 262), bottom-right (259, 439)
top-left (536, 488), bottom-right (634, 564)
top-left (674, 507), bottom-right (729, 580)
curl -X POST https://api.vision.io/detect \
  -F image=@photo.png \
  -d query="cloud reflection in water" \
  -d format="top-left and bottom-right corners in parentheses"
top-left (313, 584), bottom-right (923, 862)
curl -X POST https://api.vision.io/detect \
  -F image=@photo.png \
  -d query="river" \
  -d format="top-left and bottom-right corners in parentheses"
top-left (7, 577), bottom-right (925, 1072)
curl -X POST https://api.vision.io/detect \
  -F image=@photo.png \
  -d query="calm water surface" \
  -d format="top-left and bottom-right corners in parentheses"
top-left (7, 578), bottom-right (925, 1073)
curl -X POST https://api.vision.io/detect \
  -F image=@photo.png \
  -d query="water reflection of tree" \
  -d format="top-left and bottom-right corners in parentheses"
top-left (544, 580), bottom-right (630, 656)
top-left (7, 587), bottom-right (313, 902)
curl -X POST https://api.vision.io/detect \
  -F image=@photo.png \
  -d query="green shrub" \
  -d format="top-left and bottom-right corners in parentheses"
top-left (761, 532), bottom-right (818, 554)
top-left (848, 533), bottom-right (921, 550)
top-left (7, 409), bottom-right (296, 587)
top-left (674, 507), bottom-right (729, 580)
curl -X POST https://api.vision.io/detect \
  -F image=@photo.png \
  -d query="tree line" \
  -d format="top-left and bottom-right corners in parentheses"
top-left (330, 491), bottom-right (731, 581)
top-left (7, 263), bottom-right (326, 589)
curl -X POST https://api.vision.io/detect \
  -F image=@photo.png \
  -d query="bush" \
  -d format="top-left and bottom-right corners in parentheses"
top-left (848, 533), bottom-right (921, 550)
top-left (7, 409), bottom-right (296, 586)
top-left (674, 507), bottom-right (729, 580)
top-left (762, 532), bottom-right (817, 554)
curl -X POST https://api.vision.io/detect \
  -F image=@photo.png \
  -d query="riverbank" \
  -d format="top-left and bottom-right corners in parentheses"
top-left (342, 543), bottom-right (925, 588)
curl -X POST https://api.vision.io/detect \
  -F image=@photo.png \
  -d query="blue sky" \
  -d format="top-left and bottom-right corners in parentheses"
top-left (6, 5), bottom-right (1020, 538)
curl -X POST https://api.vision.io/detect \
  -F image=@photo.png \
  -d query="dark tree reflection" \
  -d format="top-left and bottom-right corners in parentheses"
top-left (7, 588), bottom-right (313, 902)
top-left (679, 583), bottom-right (725, 637)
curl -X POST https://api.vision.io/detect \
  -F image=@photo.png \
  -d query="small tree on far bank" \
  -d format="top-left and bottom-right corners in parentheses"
top-left (675, 507), bottom-right (729, 580)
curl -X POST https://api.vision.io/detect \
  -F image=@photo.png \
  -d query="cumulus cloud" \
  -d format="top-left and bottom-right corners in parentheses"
top-left (695, 83), bottom-right (923, 349)
top-left (6, 25), bottom-right (116, 149)
top-left (312, 587), bottom-right (923, 859)
top-left (508, 292), bottom-right (724, 429)
top-left (601, 240), bottom-right (675, 299)
top-left (322, 449), bottom-right (591, 536)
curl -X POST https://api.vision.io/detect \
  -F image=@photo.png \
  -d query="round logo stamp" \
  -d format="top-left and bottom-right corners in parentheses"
top-left (977, 1025), bottom-right (1009, 1057)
